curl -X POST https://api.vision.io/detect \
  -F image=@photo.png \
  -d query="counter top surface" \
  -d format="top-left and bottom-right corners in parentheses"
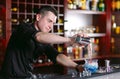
top-left (41, 71), bottom-right (120, 79)
top-left (87, 72), bottom-right (120, 79)
top-left (45, 70), bottom-right (120, 79)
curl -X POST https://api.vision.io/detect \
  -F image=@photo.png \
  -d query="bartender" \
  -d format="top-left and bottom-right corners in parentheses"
top-left (0, 6), bottom-right (85, 79)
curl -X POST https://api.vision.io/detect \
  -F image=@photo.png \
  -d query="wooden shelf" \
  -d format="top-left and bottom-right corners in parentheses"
top-left (67, 9), bottom-right (106, 15)
top-left (111, 34), bottom-right (120, 38)
top-left (112, 11), bottom-right (120, 15)
top-left (73, 55), bottom-right (120, 62)
top-left (12, 2), bottom-right (64, 7)
top-left (88, 33), bottom-right (106, 37)
top-left (67, 33), bottom-right (106, 38)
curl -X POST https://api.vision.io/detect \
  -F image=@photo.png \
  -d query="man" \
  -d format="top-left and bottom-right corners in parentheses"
top-left (0, 6), bottom-right (84, 79)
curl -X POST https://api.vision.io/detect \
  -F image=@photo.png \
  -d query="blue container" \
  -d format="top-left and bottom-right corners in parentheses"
top-left (84, 59), bottom-right (98, 73)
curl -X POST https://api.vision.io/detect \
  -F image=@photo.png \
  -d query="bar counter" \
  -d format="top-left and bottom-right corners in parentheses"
top-left (0, 67), bottom-right (120, 79)
top-left (40, 72), bottom-right (120, 79)
top-left (46, 72), bottom-right (120, 79)
top-left (88, 72), bottom-right (120, 79)
top-left (43, 65), bottom-right (120, 79)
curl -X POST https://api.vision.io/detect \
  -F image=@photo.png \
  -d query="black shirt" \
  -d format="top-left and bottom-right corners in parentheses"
top-left (0, 23), bottom-right (59, 78)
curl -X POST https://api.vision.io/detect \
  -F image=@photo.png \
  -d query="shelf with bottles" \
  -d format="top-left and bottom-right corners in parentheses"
top-left (66, 0), bottom-right (106, 13)
top-left (64, 0), bottom-right (108, 60)
top-left (111, 14), bottom-right (120, 36)
top-left (111, 0), bottom-right (120, 12)
top-left (65, 26), bottom-right (106, 38)
top-left (11, 0), bottom-right (64, 33)
top-left (65, 0), bottom-right (107, 35)
top-left (111, 37), bottom-right (120, 54)
top-left (66, 36), bottom-right (105, 61)
top-left (64, 25), bottom-right (107, 60)
top-left (111, 14), bottom-right (120, 54)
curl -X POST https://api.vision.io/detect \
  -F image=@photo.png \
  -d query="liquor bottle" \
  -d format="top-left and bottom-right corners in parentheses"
top-left (95, 26), bottom-right (99, 33)
top-left (67, 0), bottom-right (74, 9)
top-left (115, 26), bottom-right (120, 34)
top-left (94, 38), bottom-right (99, 53)
top-left (11, 7), bottom-right (18, 12)
top-left (111, 0), bottom-right (116, 11)
top-left (90, 0), bottom-right (98, 11)
top-left (58, 45), bottom-right (63, 52)
top-left (86, 0), bottom-right (90, 10)
top-left (81, 0), bottom-right (86, 10)
top-left (98, 0), bottom-right (105, 11)
top-left (111, 37), bottom-right (115, 53)
top-left (67, 46), bottom-right (74, 59)
top-left (112, 15), bottom-right (116, 33)
top-left (116, 0), bottom-right (120, 11)
top-left (11, 19), bottom-right (18, 23)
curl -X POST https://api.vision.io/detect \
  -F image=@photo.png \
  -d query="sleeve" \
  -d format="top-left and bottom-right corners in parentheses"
top-left (15, 23), bottom-right (39, 41)
top-left (43, 44), bottom-right (61, 64)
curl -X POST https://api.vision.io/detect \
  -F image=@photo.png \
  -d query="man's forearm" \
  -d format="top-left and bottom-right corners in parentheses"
top-left (35, 32), bottom-right (71, 44)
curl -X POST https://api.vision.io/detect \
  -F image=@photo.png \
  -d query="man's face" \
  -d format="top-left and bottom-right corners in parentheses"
top-left (36, 11), bottom-right (57, 32)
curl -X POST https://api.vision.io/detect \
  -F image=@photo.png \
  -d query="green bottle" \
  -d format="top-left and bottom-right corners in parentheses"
top-left (98, 0), bottom-right (105, 11)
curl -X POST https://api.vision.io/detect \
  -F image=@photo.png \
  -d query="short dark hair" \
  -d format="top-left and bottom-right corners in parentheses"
top-left (36, 5), bottom-right (58, 17)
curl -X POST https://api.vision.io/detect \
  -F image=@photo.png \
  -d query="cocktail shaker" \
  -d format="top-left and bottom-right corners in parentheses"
top-left (75, 36), bottom-right (90, 46)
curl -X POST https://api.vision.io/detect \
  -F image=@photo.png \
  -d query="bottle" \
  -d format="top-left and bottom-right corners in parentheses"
top-left (95, 26), bottom-right (99, 33)
top-left (111, 0), bottom-right (116, 11)
top-left (111, 37), bottom-right (115, 53)
top-left (11, 7), bottom-right (18, 12)
top-left (74, 45), bottom-right (79, 59)
top-left (91, 0), bottom-right (98, 11)
top-left (98, 0), bottom-right (105, 11)
top-left (93, 38), bottom-right (99, 54)
top-left (67, 0), bottom-right (74, 9)
top-left (116, 0), bottom-right (120, 11)
top-left (67, 46), bottom-right (74, 59)
top-left (81, 0), bottom-right (86, 10)
top-left (115, 26), bottom-right (120, 34)
top-left (58, 45), bottom-right (63, 52)
top-left (105, 60), bottom-right (111, 72)
top-left (112, 15), bottom-right (116, 33)
top-left (86, 0), bottom-right (90, 10)
top-left (11, 19), bottom-right (18, 23)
